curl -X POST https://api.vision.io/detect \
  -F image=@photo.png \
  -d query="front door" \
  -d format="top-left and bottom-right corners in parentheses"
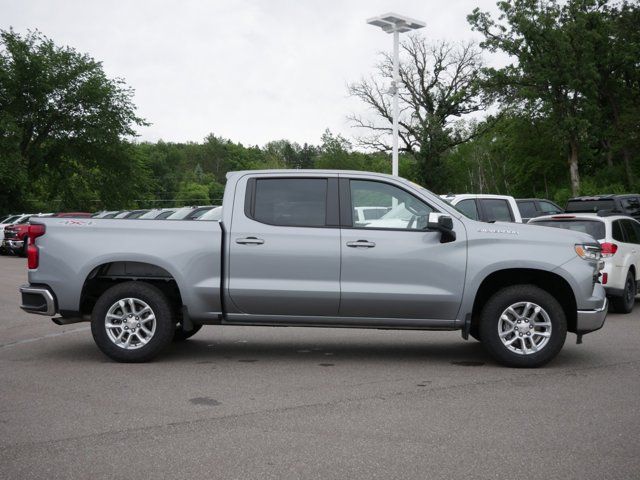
top-left (339, 177), bottom-right (466, 320)
top-left (227, 175), bottom-right (341, 317)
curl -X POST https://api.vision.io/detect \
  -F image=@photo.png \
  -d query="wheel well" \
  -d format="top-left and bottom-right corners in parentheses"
top-left (470, 269), bottom-right (578, 334)
top-left (80, 262), bottom-right (183, 318)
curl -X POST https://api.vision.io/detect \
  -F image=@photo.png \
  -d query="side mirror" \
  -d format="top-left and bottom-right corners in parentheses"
top-left (427, 213), bottom-right (456, 243)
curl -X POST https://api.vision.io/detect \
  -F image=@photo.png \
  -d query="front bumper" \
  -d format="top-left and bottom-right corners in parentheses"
top-left (2, 239), bottom-right (24, 251)
top-left (19, 284), bottom-right (56, 316)
top-left (576, 297), bottom-right (608, 334)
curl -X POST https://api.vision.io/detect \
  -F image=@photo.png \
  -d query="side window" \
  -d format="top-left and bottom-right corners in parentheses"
top-left (612, 221), bottom-right (625, 242)
top-left (621, 197), bottom-right (640, 217)
top-left (457, 199), bottom-right (479, 220)
top-left (517, 201), bottom-right (537, 218)
top-left (252, 178), bottom-right (328, 227)
top-left (349, 180), bottom-right (433, 230)
top-left (621, 220), bottom-right (640, 244)
top-left (479, 199), bottom-right (514, 222)
top-left (538, 201), bottom-right (562, 214)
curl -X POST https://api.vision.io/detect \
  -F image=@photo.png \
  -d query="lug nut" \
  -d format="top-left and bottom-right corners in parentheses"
top-left (124, 326), bottom-right (128, 330)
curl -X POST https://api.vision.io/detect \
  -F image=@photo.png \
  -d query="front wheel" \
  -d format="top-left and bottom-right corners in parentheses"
top-left (479, 285), bottom-right (567, 368)
top-left (91, 281), bottom-right (175, 362)
top-left (610, 271), bottom-right (636, 314)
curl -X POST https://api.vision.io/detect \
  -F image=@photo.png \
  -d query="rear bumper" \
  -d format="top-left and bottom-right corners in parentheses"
top-left (576, 297), bottom-right (608, 334)
top-left (19, 284), bottom-right (56, 316)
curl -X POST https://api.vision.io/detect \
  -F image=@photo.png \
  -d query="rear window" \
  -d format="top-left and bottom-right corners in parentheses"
top-left (531, 219), bottom-right (606, 240)
top-left (252, 178), bottom-right (327, 227)
top-left (565, 199), bottom-right (615, 213)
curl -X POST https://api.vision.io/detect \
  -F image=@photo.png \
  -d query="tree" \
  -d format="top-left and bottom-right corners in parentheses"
top-left (468, 0), bottom-right (621, 195)
top-left (175, 182), bottom-right (210, 206)
top-left (0, 29), bottom-right (146, 211)
top-left (348, 36), bottom-right (489, 191)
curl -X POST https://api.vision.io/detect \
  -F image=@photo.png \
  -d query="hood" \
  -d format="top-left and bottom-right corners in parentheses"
top-left (472, 220), bottom-right (596, 245)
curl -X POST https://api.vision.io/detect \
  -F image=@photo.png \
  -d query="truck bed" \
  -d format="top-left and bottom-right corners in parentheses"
top-left (29, 218), bottom-right (223, 322)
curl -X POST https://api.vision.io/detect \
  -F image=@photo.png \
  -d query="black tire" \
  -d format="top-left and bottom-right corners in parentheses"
top-left (480, 285), bottom-right (567, 368)
top-left (91, 281), bottom-right (175, 362)
top-left (610, 271), bottom-right (636, 314)
top-left (173, 323), bottom-right (203, 341)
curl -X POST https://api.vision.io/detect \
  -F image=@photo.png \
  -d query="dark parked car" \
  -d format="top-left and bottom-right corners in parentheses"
top-left (565, 194), bottom-right (640, 221)
top-left (516, 198), bottom-right (564, 223)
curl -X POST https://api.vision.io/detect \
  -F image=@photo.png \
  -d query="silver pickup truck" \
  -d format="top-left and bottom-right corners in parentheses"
top-left (19, 170), bottom-right (608, 367)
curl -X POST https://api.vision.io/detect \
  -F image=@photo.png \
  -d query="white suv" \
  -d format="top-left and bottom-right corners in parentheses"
top-left (530, 213), bottom-right (640, 313)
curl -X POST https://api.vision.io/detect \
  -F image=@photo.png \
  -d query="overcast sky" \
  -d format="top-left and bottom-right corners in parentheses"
top-left (3, 0), bottom-right (503, 147)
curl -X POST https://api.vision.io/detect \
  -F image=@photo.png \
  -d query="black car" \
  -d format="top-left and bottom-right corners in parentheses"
top-left (565, 194), bottom-right (640, 221)
top-left (516, 198), bottom-right (563, 223)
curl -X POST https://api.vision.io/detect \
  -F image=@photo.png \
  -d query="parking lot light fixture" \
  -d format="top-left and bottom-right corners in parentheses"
top-left (366, 13), bottom-right (425, 176)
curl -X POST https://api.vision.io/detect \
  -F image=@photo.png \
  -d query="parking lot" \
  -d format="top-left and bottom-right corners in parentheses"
top-left (0, 255), bottom-right (638, 479)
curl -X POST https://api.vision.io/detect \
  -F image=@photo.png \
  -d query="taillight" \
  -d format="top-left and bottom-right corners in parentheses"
top-left (602, 273), bottom-right (608, 285)
top-left (27, 224), bottom-right (46, 269)
top-left (600, 242), bottom-right (617, 258)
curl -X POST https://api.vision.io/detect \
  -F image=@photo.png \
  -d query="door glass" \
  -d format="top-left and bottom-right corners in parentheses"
top-left (456, 199), bottom-right (479, 220)
top-left (350, 180), bottom-right (433, 230)
top-left (621, 197), bottom-right (640, 217)
top-left (517, 201), bottom-right (537, 218)
top-left (621, 220), bottom-right (640, 244)
top-left (479, 199), bottom-right (514, 222)
top-left (253, 178), bottom-right (327, 227)
top-left (538, 201), bottom-right (562, 214)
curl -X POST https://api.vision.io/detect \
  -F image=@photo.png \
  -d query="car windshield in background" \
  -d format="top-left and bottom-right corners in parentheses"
top-left (566, 199), bottom-right (615, 213)
top-left (165, 207), bottom-right (195, 220)
top-left (197, 206), bottom-right (223, 221)
top-left (532, 219), bottom-right (606, 240)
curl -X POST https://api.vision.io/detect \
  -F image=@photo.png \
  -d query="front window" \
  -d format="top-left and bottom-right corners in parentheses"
top-left (350, 180), bottom-right (433, 230)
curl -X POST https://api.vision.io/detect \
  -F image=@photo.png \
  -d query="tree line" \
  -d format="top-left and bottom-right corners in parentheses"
top-left (0, 0), bottom-right (638, 215)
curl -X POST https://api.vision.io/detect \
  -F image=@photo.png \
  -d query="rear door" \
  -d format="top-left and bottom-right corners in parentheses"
top-left (339, 177), bottom-right (466, 320)
top-left (620, 219), bottom-right (640, 281)
top-left (227, 175), bottom-right (341, 317)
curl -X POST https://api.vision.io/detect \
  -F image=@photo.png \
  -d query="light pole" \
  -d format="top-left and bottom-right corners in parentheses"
top-left (367, 13), bottom-right (425, 177)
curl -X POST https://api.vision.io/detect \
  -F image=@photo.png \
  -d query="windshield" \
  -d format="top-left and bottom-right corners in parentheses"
top-left (379, 203), bottom-right (415, 221)
top-left (166, 207), bottom-right (195, 220)
top-left (139, 209), bottom-right (162, 219)
top-left (197, 206), bottom-right (223, 221)
top-left (566, 199), bottom-right (615, 213)
top-left (531, 219), bottom-right (606, 240)
top-left (1, 215), bottom-right (20, 224)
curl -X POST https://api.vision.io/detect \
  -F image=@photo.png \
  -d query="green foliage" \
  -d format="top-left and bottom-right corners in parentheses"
top-left (175, 182), bottom-right (210, 206)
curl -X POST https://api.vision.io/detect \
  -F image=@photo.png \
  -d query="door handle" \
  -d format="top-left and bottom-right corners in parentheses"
top-left (236, 237), bottom-right (265, 245)
top-left (346, 240), bottom-right (376, 248)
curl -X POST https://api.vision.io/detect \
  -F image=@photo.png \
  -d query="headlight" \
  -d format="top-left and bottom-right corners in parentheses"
top-left (575, 243), bottom-right (601, 261)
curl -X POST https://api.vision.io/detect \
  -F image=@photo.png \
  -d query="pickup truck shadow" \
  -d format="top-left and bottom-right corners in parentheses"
top-left (161, 338), bottom-right (492, 366)
top-left (43, 331), bottom-right (589, 367)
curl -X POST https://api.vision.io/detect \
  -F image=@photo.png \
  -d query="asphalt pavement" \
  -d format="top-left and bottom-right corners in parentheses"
top-left (1, 255), bottom-right (638, 479)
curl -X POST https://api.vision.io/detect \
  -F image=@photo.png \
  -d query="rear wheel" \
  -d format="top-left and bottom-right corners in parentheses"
top-left (91, 281), bottom-right (175, 362)
top-left (480, 285), bottom-right (567, 368)
top-left (610, 271), bottom-right (636, 314)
